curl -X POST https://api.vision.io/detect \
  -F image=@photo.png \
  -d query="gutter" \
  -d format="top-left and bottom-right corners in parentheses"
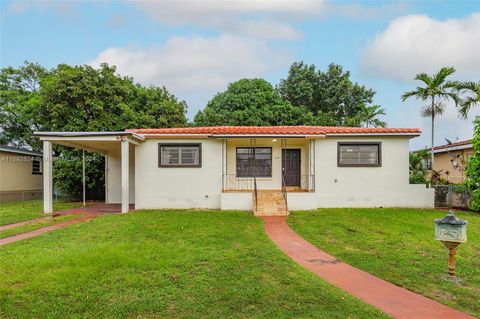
top-left (432, 144), bottom-right (473, 154)
top-left (211, 134), bottom-right (326, 138)
top-left (33, 131), bottom-right (145, 141)
top-left (326, 133), bottom-right (421, 137)
top-left (0, 148), bottom-right (42, 157)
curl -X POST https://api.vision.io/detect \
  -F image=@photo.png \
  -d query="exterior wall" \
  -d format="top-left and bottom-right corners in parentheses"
top-left (287, 192), bottom-right (317, 210)
top-left (225, 138), bottom-right (310, 190)
top-left (105, 146), bottom-right (135, 204)
top-left (314, 137), bottom-right (434, 208)
top-left (220, 192), bottom-right (252, 210)
top-left (0, 151), bottom-right (43, 201)
top-left (135, 139), bottom-right (223, 209)
top-left (130, 136), bottom-right (433, 210)
top-left (433, 148), bottom-right (473, 184)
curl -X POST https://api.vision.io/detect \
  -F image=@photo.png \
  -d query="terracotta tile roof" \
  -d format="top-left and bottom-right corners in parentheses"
top-left (126, 126), bottom-right (421, 136)
top-left (429, 139), bottom-right (472, 151)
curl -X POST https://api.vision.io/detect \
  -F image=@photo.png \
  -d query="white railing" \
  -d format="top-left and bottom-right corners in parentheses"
top-left (223, 174), bottom-right (254, 191)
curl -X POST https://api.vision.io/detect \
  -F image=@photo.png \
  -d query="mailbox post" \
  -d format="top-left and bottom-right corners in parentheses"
top-left (434, 210), bottom-right (468, 276)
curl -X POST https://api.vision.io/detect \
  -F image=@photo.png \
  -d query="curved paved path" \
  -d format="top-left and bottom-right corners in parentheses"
top-left (0, 216), bottom-right (52, 231)
top-left (0, 215), bottom-right (96, 246)
top-left (0, 204), bottom-right (133, 246)
top-left (262, 216), bottom-right (475, 319)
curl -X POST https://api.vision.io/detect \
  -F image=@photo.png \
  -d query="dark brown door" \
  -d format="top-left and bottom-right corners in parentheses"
top-left (282, 149), bottom-right (301, 186)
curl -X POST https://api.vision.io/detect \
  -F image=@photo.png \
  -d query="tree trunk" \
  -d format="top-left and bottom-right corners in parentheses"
top-left (431, 96), bottom-right (435, 175)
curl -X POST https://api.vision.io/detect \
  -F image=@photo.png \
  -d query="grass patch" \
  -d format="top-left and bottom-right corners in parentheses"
top-left (0, 200), bottom-right (85, 226)
top-left (0, 214), bottom-right (81, 239)
top-left (0, 210), bottom-right (389, 318)
top-left (288, 208), bottom-right (480, 317)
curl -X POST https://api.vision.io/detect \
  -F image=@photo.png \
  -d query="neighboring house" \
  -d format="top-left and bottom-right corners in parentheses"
top-left (420, 139), bottom-right (473, 184)
top-left (34, 126), bottom-right (434, 214)
top-left (0, 145), bottom-right (43, 202)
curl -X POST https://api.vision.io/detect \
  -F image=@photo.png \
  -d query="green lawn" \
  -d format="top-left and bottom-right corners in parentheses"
top-left (288, 208), bottom-right (480, 318)
top-left (0, 210), bottom-right (388, 319)
top-left (0, 200), bottom-right (84, 226)
top-left (0, 214), bottom-right (81, 239)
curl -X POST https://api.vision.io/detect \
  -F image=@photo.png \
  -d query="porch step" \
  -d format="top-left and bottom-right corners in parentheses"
top-left (253, 190), bottom-right (289, 216)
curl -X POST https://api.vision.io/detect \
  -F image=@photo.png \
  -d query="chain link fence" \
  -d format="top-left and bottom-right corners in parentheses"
top-left (432, 185), bottom-right (470, 210)
top-left (0, 184), bottom-right (105, 203)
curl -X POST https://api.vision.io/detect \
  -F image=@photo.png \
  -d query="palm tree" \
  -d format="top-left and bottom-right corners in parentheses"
top-left (455, 81), bottom-right (480, 118)
top-left (360, 104), bottom-right (386, 128)
top-left (401, 67), bottom-right (459, 171)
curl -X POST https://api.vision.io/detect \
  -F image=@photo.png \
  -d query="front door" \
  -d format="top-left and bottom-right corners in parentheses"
top-left (282, 149), bottom-right (301, 187)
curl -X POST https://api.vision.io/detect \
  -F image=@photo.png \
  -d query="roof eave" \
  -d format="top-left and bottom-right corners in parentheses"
top-left (432, 144), bottom-right (473, 153)
top-left (33, 131), bottom-right (145, 141)
top-left (0, 147), bottom-right (42, 157)
top-left (326, 133), bottom-right (421, 138)
top-left (211, 134), bottom-right (326, 138)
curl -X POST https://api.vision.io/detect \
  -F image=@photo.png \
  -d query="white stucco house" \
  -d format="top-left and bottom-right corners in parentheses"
top-left (34, 126), bottom-right (434, 214)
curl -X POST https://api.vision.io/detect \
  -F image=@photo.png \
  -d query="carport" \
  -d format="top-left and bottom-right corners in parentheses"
top-left (34, 132), bottom-right (144, 213)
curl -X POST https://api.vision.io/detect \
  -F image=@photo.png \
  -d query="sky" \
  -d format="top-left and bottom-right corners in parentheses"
top-left (1, 0), bottom-right (479, 149)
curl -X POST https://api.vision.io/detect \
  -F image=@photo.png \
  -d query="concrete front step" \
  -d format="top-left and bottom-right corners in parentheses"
top-left (253, 190), bottom-right (289, 216)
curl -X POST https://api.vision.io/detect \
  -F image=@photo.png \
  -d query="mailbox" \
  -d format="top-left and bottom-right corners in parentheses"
top-left (434, 211), bottom-right (468, 243)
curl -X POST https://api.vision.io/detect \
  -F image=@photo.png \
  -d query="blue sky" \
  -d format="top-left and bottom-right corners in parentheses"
top-left (1, 0), bottom-right (479, 149)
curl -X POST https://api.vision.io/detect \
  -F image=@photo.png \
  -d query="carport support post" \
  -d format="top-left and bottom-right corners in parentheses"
top-left (121, 138), bottom-right (129, 213)
top-left (43, 141), bottom-right (53, 214)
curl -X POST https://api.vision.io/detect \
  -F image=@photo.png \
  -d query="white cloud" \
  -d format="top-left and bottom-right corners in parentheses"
top-left (362, 13), bottom-right (480, 81)
top-left (129, 0), bottom-right (325, 40)
top-left (131, 0), bottom-right (323, 23)
top-left (89, 34), bottom-right (289, 113)
top-left (240, 20), bottom-right (302, 40)
top-left (325, 2), bottom-right (409, 20)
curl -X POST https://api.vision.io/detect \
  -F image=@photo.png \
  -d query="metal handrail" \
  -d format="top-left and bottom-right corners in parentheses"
top-left (281, 173), bottom-right (288, 211)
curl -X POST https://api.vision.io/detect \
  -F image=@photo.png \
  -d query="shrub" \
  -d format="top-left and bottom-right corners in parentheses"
top-left (465, 116), bottom-right (480, 211)
top-left (409, 151), bottom-right (428, 184)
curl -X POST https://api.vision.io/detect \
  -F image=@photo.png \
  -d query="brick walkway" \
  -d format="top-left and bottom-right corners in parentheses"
top-left (262, 216), bottom-right (475, 319)
top-left (0, 204), bottom-right (133, 246)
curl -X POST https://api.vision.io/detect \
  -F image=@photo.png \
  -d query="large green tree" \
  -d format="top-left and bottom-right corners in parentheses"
top-left (0, 62), bottom-right (47, 148)
top-left (0, 62), bottom-right (187, 197)
top-left (401, 67), bottom-right (459, 171)
top-left (277, 62), bottom-right (377, 125)
top-left (194, 78), bottom-right (337, 126)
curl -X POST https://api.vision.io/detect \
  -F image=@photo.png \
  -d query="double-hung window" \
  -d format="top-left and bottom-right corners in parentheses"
top-left (337, 142), bottom-right (381, 167)
top-left (236, 147), bottom-right (272, 177)
top-left (159, 144), bottom-right (201, 167)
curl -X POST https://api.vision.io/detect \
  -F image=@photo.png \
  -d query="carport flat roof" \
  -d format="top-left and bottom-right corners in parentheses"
top-left (33, 131), bottom-right (142, 154)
